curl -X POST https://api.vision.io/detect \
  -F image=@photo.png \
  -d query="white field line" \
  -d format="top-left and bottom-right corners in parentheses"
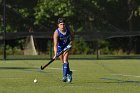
top-left (112, 74), bottom-right (140, 78)
top-left (47, 67), bottom-right (77, 71)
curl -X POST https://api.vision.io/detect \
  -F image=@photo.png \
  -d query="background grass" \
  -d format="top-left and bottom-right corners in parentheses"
top-left (0, 59), bottom-right (140, 93)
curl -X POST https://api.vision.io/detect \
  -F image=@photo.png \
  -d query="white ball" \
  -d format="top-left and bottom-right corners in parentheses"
top-left (34, 79), bottom-right (37, 83)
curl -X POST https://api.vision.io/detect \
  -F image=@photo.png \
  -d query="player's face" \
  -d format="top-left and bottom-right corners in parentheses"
top-left (58, 23), bottom-right (65, 30)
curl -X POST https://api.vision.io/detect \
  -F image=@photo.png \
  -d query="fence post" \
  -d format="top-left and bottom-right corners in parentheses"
top-left (3, 0), bottom-right (6, 60)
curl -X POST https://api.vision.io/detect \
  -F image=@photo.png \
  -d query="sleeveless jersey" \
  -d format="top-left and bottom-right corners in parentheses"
top-left (56, 27), bottom-right (71, 52)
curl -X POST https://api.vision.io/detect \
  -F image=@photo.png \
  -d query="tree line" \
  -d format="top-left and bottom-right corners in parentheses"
top-left (0, 0), bottom-right (140, 55)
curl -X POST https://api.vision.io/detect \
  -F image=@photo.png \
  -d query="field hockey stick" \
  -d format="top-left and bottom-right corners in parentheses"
top-left (40, 43), bottom-right (72, 70)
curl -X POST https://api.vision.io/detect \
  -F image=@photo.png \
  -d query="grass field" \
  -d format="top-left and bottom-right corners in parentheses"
top-left (0, 59), bottom-right (140, 93)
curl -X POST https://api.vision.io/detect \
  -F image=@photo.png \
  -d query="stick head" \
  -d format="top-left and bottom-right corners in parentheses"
top-left (40, 66), bottom-right (44, 70)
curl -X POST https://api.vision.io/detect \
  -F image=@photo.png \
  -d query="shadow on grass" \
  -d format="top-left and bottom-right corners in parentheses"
top-left (99, 77), bottom-right (140, 84)
top-left (70, 55), bottom-right (140, 60)
top-left (0, 66), bottom-right (50, 74)
top-left (0, 67), bottom-right (35, 70)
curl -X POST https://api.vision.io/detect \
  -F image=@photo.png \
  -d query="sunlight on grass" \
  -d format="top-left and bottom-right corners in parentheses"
top-left (0, 59), bottom-right (140, 93)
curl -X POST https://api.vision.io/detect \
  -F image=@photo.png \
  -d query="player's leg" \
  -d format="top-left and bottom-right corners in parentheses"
top-left (63, 52), bottom-right (72, 82)
top-left (59, 55), bottom-right (67, 82)
top-left (57, 46), bottom-right (66, 82)
top-left (63, 52), bottom-right (70, 73)
top-left (58, 48), bottom-right (72, 82)
top-left (60, 52), bottom-right (70, 82)
top-left (59, 55), bottom-right (64, 63)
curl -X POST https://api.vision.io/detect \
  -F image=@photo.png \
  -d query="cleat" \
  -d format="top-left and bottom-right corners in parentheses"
top-left (62, 76), bottom-right (67, 82)
top-left (67, 71), bottom-right (72, 82)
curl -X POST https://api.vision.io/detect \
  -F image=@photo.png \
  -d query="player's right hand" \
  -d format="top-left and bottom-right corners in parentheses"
top-left (53, 55), bottom-right (57, 59)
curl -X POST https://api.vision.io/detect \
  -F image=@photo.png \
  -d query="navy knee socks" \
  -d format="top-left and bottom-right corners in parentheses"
top-left (63, 63), bottom-right (70, 77)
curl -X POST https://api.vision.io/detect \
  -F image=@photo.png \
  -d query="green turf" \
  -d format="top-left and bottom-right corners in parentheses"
top-left (0, 59), bottom-right (140, 93)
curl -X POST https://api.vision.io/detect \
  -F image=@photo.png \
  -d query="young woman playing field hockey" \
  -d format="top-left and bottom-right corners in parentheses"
top-left (53, 18), bottom-right (74, 82)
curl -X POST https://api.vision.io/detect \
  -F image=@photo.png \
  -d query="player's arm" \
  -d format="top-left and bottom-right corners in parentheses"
top-left (53, 31), bottom-right (58, 59)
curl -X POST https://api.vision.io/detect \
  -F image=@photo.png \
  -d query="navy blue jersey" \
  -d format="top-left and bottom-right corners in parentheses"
top-left (56, 27), bottom-right (71, 53)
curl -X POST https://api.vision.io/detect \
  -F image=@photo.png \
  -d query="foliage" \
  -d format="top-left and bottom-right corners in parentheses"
top-left (34, 0), bottom-right (74, 25)
top-left (0, 0), bottom-right (139, 31)
top-left (0, 0), bottom-right (140, 55)
top-left (72, 38), bottom-right (90, 54)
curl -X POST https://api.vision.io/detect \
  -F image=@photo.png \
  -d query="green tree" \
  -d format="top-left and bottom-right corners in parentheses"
top-left (34, 0), bottom-right (74, 31)
top-left (0, 0), bottom-right (140, 54)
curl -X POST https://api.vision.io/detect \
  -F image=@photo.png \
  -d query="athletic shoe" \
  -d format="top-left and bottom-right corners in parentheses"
top-left (62, 76), bottom-right (67, 82)
top-left (67, 71), bottom-right (72, 82)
